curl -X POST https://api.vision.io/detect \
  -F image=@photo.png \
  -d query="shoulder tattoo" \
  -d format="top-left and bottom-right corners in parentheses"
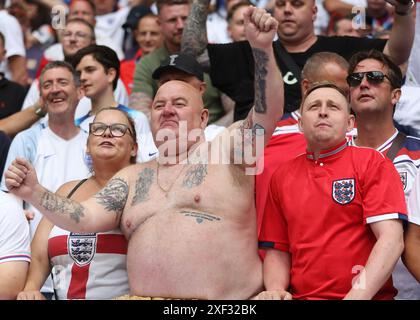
top-left (95, 177), bottom-right (129, 215)
top-left (131, 168), bottom-right (155, 206)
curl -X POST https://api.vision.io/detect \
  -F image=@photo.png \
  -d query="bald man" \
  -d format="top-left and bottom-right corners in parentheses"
top-left (5, 7), bottom-right (283, 299)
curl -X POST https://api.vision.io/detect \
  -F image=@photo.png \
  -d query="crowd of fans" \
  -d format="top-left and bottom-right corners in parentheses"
top-left (0, 0), bottom-right (419, 300)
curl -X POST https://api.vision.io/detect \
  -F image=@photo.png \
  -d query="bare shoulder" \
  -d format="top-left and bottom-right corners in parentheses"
top-left (55, 180), bottom-right (86, 197)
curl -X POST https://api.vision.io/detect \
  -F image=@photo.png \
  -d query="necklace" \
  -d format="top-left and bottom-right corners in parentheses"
top-left (156, 161), bottom-right (186, 194)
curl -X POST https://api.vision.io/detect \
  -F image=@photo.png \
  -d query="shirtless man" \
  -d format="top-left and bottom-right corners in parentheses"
top-left (4, 7), bottom-right (283, 300)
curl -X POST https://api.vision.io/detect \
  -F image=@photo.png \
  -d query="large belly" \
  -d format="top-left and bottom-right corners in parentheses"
top-left (126, 210), bottom-right (263, 299)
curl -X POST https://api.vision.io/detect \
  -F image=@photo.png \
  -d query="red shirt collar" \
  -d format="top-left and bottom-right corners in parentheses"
top-left (306, 139), bottom-right (348, 161)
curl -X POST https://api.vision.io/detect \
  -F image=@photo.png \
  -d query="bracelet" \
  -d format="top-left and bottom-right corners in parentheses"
top-left (395, 0), bottom-right (415, 15)
top-left (34, 104), bottom-right (47, 117)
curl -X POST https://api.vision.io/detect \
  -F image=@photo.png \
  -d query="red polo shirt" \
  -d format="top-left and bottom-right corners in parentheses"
top-left (259, 140), bottom-right (407, 300)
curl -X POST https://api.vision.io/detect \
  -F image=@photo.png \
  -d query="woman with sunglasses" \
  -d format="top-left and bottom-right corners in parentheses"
top-left (17, 108), bottom-right (138, 300)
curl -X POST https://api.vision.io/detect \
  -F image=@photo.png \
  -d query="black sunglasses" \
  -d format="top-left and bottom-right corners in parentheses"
top-left (346, 71), bottom-right (391, 87)
top-left (89, 122), bottom-right (133, 138)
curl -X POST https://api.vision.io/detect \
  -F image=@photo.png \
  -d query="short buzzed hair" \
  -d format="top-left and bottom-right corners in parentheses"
top-left (300, 81), bottom-right (350, 112)
top-left (302, 52), bottom-right (349, 83)
top-left (156, 0), bottom-right (189, 13)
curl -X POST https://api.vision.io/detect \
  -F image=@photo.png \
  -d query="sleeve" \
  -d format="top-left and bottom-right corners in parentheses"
top-left (21, 81), bottom-right (40, 110)
top-left (258, 170), bottom-right (290, 252)
top-left (0, 15), bottom-right (26, 58)
top-left (131, 55), bottom-right (158, 97)
top-left (0, 128), bottom-right (39, 191)
top-left (361, 152), bottom-right (408, 224)
top-left (115, 79), bottom-right (129, 106)
top-left (330, 36), bottom-right (387, 60)
top-left (0, 193), bottom-right (31, 264)
top-left (408, 168), bottom-right (420, 226)
top-left (207, 41), bottom-right (255, 101)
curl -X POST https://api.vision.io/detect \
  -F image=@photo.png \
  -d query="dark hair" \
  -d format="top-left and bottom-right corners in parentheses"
top-left (348, 49), bottom-right (402, 89)
top-left (0, 32), bottom-right (4, 48)
top-left (137, 13), bottom-right (159, 29)
top-left (93, 107), bottom-right (138, 164)
top-left (66, 17), bottom-right (96, 42)
top-left (71, 45), bottom-right (120, 90)
top-left (39, 60), bottom-right (80, 87)
top-left (227, 1), bottom-right (251, 22)
top-left (69, 0), bottom-right (96, 14)
top-left (156, 0), bottom-right (189, 13)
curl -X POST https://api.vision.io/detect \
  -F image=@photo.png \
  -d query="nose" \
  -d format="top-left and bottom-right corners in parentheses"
top-left (102, 126), bottom-right (113, 137)
top-left (175, 17), bottom-right (185, 30)
top-left (162, 102), bottom-right (176, 116)
top-left (284, 1), bottom-right (293, 13)
top-left (145, 32), bottom-right (151, 42)
top-left (359, 74), bottom-right (370, 89)
top-left (319, 104), bottom-right (328, 118)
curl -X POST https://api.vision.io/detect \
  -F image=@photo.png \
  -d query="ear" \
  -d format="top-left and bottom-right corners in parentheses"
top-left (77, 86), bottom-right (84, 100)
top-left (346, 114), bottom-right (355, 133)
top-left (200, 108), bottom-right (209, 129)
top-left (301, 79), bottom-right (310, 95)
top-left (107, 68), bottom-right (117, 85)
top-left (312, 3), bottom-right (318, 22)
top-left (298, 117), bottom-right (304, 133)
top-left (131, 142), bottom-right (139, 158)
top-left (391, 88), bottom-right (402, 106)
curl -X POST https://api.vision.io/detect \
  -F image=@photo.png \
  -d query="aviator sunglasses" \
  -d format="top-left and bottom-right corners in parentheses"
top-left (346, 71), bottom-right (391, 87)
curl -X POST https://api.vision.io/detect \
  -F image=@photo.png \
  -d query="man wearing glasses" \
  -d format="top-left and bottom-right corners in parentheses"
top-left (347, 49), bottom-right (420, 299)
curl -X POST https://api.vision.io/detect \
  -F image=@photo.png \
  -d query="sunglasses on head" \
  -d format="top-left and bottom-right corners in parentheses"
top-left (346, 71), bottom-right (391, 87)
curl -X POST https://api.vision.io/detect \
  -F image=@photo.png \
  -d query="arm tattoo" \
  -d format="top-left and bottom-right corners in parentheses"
top-left (180, 210), bottom-right (221, 224)
top-left (131, 168), bottom-right (155, 206)
top-left (181, 0), bottom-right (209, 56)
top-left (252, 48), bottom-right (269, 114)
top-left (182, 164), bottom-right (207, 188)
top-left (95, 178), bottom-right (129, 215)
top-left (40, 191), bottom-right (85, 223)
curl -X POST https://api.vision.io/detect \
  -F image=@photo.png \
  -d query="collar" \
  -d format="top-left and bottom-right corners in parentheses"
top-left (306, 139), bottom-right (348, 161)
top-left (350, 128), bottom-right (398, 152)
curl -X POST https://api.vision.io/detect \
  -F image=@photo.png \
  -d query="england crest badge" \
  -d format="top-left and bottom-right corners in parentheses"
top-left (399, 172), bottom-right (407, 190)
top-left (332, 178), bottom-right (355, 205)
top-left (68, 233), bottom-right (97, 267)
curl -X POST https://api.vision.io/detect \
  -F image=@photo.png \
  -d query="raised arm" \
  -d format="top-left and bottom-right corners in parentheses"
top-left (383, 0), bottom-right (415, 65)
top-left (181, 0), bottom-right (210, 61)
top-left (5, 158), bottom-right (129, 233)
top-left (228, 7), bottom-right (283, 170)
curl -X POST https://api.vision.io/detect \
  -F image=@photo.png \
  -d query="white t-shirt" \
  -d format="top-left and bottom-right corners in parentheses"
top-left (0, 192), bottom-right (31, 265)
top-left (394, 86), bottom-right (420, 137)
top-left (0, 10), bottom-right (26, 79)
top-left (95, 7), bottom-right (130, 56)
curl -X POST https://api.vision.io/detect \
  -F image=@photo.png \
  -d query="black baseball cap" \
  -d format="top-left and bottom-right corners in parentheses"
top-left (152, 53), bottom-right (204, 81)
top-left (122, 5), bottom-right (153, 30)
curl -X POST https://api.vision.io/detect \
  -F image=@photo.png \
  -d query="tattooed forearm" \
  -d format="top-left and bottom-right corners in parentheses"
top-left (95, 178), bottom-right (129, 215)
top-left (180, 211), bottom-right (221, 224)
top-left (182, 164), bottom-right (207, 188)
top-left (181, 0), bottom-right (209, 56)
top-left (252, 48), bottom-right (269, 113)
top-left (40, 191), bottom-right (85, 223)
top-left (131, 168), bottom-right (155, 206)
top-left (128, 92), bottom-right (152, 118)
